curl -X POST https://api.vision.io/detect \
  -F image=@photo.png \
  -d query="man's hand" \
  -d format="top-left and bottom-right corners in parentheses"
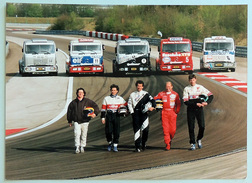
top-left (101, 118), bottom-right (106, 124)
top-left (69, 123), bottom-right (72, 127)
top-left (197, 102), bottom-right (208, 107)
top-left (148, 107), bottom-right (155, 111)
top-left (90, 113), bottom-right (96, 118)
top-left (202, 102), bottom-right (208, 106)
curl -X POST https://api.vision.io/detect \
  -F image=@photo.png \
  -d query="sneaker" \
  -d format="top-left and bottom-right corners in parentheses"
top-left (197, 140), bottom-right (202, 149)
top-left (190, 144), bottom-right (196, 150)
top-left (113, 146), bottom-right (118, 152)
top-left (75, 146), bottom-right (80, 154)
top-left (134, 148), bottom-right (141, 152)
top-left (107, 144), bottom-right (112, 152)
top-left (80, 146), bottom-right (85, 153)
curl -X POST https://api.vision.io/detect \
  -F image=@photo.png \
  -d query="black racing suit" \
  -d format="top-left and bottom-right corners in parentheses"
top-left (183, 84), bottom-right (213, 144)
top-left (128, 90), bottom-right (156, 149)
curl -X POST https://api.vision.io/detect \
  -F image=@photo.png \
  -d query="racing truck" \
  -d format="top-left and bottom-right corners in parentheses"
top-left (113, 38), bottom-right (151, 75)
top-left (156, 37), bottom-right (193, 74)
top-left (19, 38), bottom-right (58, 76)
top-left (66, 39), bottom-right (105, 75)
top-left (200, 36), bottom-right (236, 72)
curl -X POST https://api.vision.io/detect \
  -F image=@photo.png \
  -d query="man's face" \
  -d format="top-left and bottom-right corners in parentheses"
top-left (166, 82), bottom-right (173, 92)
top-left (137, 84), bottom-right (144, 92)
top-left (111, 87), bottom-right (118, 96)
top-left (77, 90), bottom-right (85, 99)
top-left (189, 78), bottom-right (197, 86)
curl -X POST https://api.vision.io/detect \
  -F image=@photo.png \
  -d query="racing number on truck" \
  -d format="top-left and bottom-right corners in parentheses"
top-left (93, 58), bottom-right (100, 65)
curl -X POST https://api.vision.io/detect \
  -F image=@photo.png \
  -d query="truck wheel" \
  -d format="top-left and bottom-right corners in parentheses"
top-left (230, 68), bottom-right (235, 72)
top-left (113, 64), bottom-right (118, 76)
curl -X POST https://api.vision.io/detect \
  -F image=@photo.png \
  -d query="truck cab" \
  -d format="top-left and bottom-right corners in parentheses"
top-left (19, 38), bottom-right (58, 76)
top-left (66, 38), bottom-right (105, 75)
top-left (113, 38), bottom-right (151, 75)
top-left (200, 36), bottom-right (236, 72)
top-left (156, 37), bottom-right (193, 74)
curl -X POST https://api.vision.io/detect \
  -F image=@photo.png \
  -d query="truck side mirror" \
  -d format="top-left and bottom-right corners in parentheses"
top-left (56, 48), bottom-right (58, 52)
top-left (115, 47), bottom-right (117, 54)
top-left (68, 45), bottom-right (70, 51)
top-left (22, 48), bottom-right (24, 52)
top-left (158, 46), bottom-right (160, 52)
top-left (102, 44), bottom-right (105, 51)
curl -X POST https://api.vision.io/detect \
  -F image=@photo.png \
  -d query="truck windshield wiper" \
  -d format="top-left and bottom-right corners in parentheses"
top-left (90, 50), bottom-right (98, 54)
top-left (78, 51), bottom-right (86, 55)
top-left (41, 51), bottom-right (51, 54)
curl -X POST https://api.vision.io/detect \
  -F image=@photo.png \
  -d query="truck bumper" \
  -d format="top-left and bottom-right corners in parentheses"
top-left (69, 66), bottom-right (104, 73)
top-left (115, 65), bottom-right (151, 73)
top-left (201, 62), bottom-right (236, 70)
top-left (158, 65), bottom-right (193, 72)
top-left (23, 66), bottom-right (58, 74)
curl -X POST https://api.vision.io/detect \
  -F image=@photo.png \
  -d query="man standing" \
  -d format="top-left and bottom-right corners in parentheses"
top-left (154, 82), bottom-right (181, 151)
top-left (67, 88), bottom-right (99, 154)
top-left (183, 74), bottom-right (213, 150)
top-left (128, 80), bottom-right (156, 152)
top-left (101, 84), bottom-right (127, 152)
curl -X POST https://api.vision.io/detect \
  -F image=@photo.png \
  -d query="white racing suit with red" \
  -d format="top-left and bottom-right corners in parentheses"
top-left (154, 91), bottom-right (181, 150)
top-left (101, 95), bottom-right (127, 145)
top-left (128, 90), bottom-right (156, 150)
top-left (183, 84), bottom-right (213, 145)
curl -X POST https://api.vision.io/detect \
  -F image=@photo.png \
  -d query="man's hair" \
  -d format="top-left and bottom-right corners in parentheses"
top-left (189, 74), bottom-right (196, 80)
top-left (110, 84), bottom-right (119, 92)
top-left (76, 88), bottom-right (86, 96)
top-left (135, 80), bottom-right (144, 87)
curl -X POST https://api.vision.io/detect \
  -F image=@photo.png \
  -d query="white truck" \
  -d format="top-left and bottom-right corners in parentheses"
top-left (113, 38), bottom-right (151, 75)
top-left (66, 38), bottom-right (105, 75)
top-left (19, 39), bottom-right (58, 76)
top-left (200, 36), bottom-right (236, 72)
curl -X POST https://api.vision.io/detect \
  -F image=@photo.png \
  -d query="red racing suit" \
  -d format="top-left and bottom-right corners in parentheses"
top-left (154, 90), bottom-right (181, 150)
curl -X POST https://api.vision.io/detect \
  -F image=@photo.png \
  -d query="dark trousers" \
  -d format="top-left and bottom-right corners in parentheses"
top-left (132, 111), bottom-right (149, 149)
top-left (187, 108), bottom-right (205, 144)
top-left (105, 112), bottom-right (120, 144)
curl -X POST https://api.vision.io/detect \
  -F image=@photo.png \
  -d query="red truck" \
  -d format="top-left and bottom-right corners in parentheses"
top-left (156, 37), bottom-right (193, 74)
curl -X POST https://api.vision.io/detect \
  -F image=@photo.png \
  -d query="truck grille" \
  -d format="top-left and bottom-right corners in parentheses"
top-left (34, 58), bottom-right (49, 65)
top-left (212, 55), bottom-right (227, 61)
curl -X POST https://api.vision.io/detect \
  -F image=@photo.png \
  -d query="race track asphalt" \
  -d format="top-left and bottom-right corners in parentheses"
top-left (5, 31), bottom-right (247, 180)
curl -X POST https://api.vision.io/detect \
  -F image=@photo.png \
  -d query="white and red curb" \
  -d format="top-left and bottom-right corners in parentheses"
top-left (198, 72), bottom-right (247, 93)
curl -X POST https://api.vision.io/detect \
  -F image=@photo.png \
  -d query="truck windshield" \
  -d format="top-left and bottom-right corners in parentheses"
top-left (162, 44), bottom-right (191, 53)
top-left (25, 45), bottom-right (55, 54)
top-left (119, 45), bottom-right (148, 54)
top-left (72, 45), bottom-right (101, 52)
top-left (205, 42), bottom-right (233, 51)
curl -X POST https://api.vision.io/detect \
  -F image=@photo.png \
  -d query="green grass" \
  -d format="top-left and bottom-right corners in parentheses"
top-left (6, 17), bottom-right (95, 30)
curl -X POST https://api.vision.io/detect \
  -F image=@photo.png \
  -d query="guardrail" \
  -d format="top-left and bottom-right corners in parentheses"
top-left (34, 30), bottom-right (247, 57)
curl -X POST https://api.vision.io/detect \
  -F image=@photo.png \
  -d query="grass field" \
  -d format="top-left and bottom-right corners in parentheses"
top-left (6, 17), bottom-right (96, 30)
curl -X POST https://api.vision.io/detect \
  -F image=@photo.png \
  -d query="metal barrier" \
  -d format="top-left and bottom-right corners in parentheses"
top-left (34, 30), bottom-right (247, 57)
